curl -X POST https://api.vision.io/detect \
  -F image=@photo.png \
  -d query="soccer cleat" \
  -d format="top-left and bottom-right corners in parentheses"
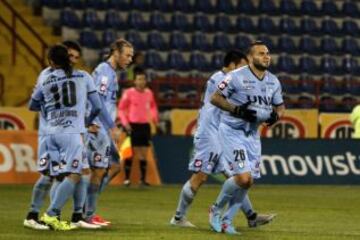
top-left (40, 213), bottom-right (75, 231)
top-left (248, 213), bottom-right (276, 228)
top-left (87, 215), bottom-right (110, 226)
top-left (71, 220), bottom-right (101, 229)
top-left (170, 216), bottom-right (196, 228)
top-left (209, 206), bottom-right (222, 233)
top-left (221, 222), bottom-right (240, 235)
top-left (23, 219), bottom-right (50, 230)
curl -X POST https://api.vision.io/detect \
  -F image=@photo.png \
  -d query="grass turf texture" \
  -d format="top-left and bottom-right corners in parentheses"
top-left (0, 184), bottom-right (359, 240)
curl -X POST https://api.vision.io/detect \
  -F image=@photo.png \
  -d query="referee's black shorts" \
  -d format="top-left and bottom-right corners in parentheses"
top-left (130, 123), bottom-right (151, 147)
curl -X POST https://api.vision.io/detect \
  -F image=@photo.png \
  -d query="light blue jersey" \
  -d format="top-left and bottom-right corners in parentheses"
top-left (92, 62), bottom-right (118, 122)
top-left (31, 69), bottom-right (97, 134)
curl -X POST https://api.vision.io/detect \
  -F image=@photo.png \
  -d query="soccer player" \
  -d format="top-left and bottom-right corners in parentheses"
top-left (208, 41), bottom-right (285, 234)
top-left (169, 50), bottom-right (246, 227)
top-left (87, 38), bottom-right (133, 225)
top-left (28, 44), bottom-right (112, 230)
top-left (118, 67), bottom-right (159, 186)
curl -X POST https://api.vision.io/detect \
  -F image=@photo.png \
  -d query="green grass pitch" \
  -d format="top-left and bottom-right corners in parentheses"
top-left (0, 184), bottom-right (359, 240)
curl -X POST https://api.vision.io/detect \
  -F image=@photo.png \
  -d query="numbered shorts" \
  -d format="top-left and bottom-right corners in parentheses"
top-left (188, 137), bottom-right (224, 175)
top-left (45, 133), bottom-right (84, 175)
top-left (84, 131), bottom-right (110, 169)
top-left (219, 123), bottom-right (262, 179)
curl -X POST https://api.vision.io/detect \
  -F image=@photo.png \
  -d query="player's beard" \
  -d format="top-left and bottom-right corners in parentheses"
top-left (253, 61), bottom-right (269, 71)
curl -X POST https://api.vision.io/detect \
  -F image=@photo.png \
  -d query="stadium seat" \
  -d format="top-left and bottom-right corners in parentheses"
top-left (282, 78), bottom-right (300, 94)
top-left (299, 36), bottom-right (318, 54)
top-left (190, 53), bottom-right (210, 72)
top-left (79, 30), bottom-right (100, 49)
top-left (342, 0), bottom-right (360, 18)
top-left (169, 32), bottom-right (190, 51)
top-left (321, 0), bottom-right (340, 16)
top-left (341, 37), bottom-right (360, 56)
top-left (321, 18), bottom-right (340, 36)
top-left (105, 10), bottom-right (127, 30)
top-left (234, 34), bottom-right (252, 51)
top-left (319, 95), bottom-right (338, 112)
top-left (300, 0), bottom-right (319, 16)
top-left (341, 96), bottom-right (358, 112)
top-left (127, 12), bottom-right (149, 31)
top-left (342, 57), bottom-right (359, 74)
top-left (213, 33), bottom-right (232, 50)
top-left (60, 9), bottom-right (81, 28)
top-left (321, 75), bottom-right (339, 94)
top-left (145, 50), bottom-right (166, 70)
top-left (125, 31), bottom-right (146, 50)
top-left (152, 0), bottom-right (172, 12)
top-left (343, 76), bottom-right (360, 96)
top-left (277, 36), bottom-right (297, 53)
top-left (320, 37), bottom-right (339, 54)
top-left (342, 20), bottom-right (359, 36)
top-left (320, 56), bottom-right (338, 74)
top-left (65, 0), bottom-right (85, 9)
top-left (194, 0), bottom-right (215, 13)
top-left (108, 0), bottom-right (130, 10)
top-left (82, 10), bottom-right (103, 29)
top-left (216, 0), bottom-right (235, 14)
top-left (171, 13), bottom-right (192, 32)
top-left (298, 95), bottom-right (315, 108)
top-left (279, 0), bottom-right (299, 16)
top-left (277, 55), bottom-right (296, 73)
top-left (258, 0), bottom-right (278, 15)
top-left (235, 16), bottom-right (256, 33)
top-left (149, 12), bottom-right (170, 31)
top-left (191, 32), bottom-right (212, 51)
top-left (211, 53), bottom-right (224, 69)
top-left (298, 56), bottom-right (318, 74)
top-left (193, 14), bottom-right (213, 32)
top-left (132, 0), bottom-right (150, 11)
top-left (101, 30), bottom-right (116, 47)
top-left (147, 31), bottom-right (168, 51)
top-left (257, 17), bottom-right (278, 34)
top-left (279, 17), bottom-right (299, 35)
top-left (42, 0), bottom-right (64, 9)
top-left (257, 35), bottom-right (276, 52)
top-left (214, 15), bottom-right (233, 33)
top-left (283, 95), bottom-right (297, 108)
top-left (174, 0), bottom-right (193, 12)
top-left (87, 0), bottom-right (108, 10)
top-left (237, 0), bottom-right (256, 14)
top-left (300, 17), bottom-right (319, 35)
top-left (167, 51), bottom-right (189, 71)
top-left (299, 74), bottom-right (316, 93)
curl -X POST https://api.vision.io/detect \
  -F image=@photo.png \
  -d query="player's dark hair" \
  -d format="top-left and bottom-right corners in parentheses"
top-left (107, 38), bottom-right (133, 59)
top-left (62, 40), bottom-right (82, 55)
top-left (246, 40), bottom-right (268, 55)
top-left (134, 66), bottom-right (145, 78)
top-left (223, 50), bottom-right (247, 67)
top-left (48, 44), bottom-right (73, 78)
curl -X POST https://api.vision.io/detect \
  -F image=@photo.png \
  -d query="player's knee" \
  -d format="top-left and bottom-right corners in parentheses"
top-left (234, 174), bottom-right (253, 189)
top-left (190, 172), bottom-right (208, 190)
top-left (82, 168), bottom-right (91, 175)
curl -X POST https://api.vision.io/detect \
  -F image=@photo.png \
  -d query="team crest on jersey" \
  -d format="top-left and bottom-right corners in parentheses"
top-left (72, 159), bottom-right (79, 168)
top-left (194, 159), bottom-right (202, 168)
top-left (218, 75), bottom-right (232, 90)
top-left (94, 153), bottom-right (102, 162)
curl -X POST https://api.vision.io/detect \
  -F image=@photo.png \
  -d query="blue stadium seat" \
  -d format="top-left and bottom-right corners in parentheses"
top-left (321, 37), bottom-right (339, 54)
top-left (214, 15), bottom-right (233, 33)
top-left (190, 53), bottom-right (210, 72)
top-left (102, 30), bottom-right (116, 47)
top-left (258, 0), bottom-right (278, 15)
top-left (152, 0), bottom-right (172, 12)
top-left (258, 17), bottom-right (278, 34)
top-left (257, 35), bottom-right (276, 52)
top-left (321, 0), bottom-right (340, 16)
top-left (342, 57), bottom-right (359, 74)
top-left (60, 9), bottom-right (81, 28)
top-left (342, 20), bottom-right (359, 36)
top-left (320, 56), bottom-right (338, 74)
top-left (299, 36), bottom-right (318, 54)
top-left (299, 56), bottom-right (318, 74)
top-left (298, 95), bottom-right (315, 108)
top-left (321, 18), bottom-right (340, 36)
top-left (277, 36), bottom-right (297, 53)
top-left (149, 12), bottom-right (170, 31)
top-left (105, 10), bottom-right (127, 30)
top-left (216, 0), bottom-right (235, 14)
top-left (194, 14), bottom-right (213, 32)
top-left (87, 0), bottom-right (107, 10)
top-left (300, 17), bottom-right (319, 35)
top-left (300, 0), bottom-right (319, 16)
top-left (341, 96), bottom-right (358, 112)
top-left (167, 51), bottom-right (189, 71)
top-left (299, 74), bottom-right (316, 93)
top-left (282, 78), bottom-right (300, 94)
top-left (145, 51), bottom-right (166, 70)
top-left (341, 37), bottom-right (360, 56)
top-left (169, 32), bottom-right (190, 51)
top-left (343, 76), bottom-right (360, 96)
top-left (125, 31), bottom-right (146, 50)
top-left (64, 0), bottom-right (85, 9)
top-left (147, 31), bottom-right (168, 51)
top-left (237, 0), bottom-right (256, 14)
top-left (194, 0), bottom-right (215, 13)
top-left (132, 0), bottom-right (150, 11)
top-left (174, 0), bottom-right (193, 12)
top-left (279, 0), bottom-right (299, 16)
top-left (319, 95), bottom-right (338, 112)
top-left (235, 16), bottom-right (255, 33)
top-left (277, 55), bottom-right (296, 73)
top-left (342, 1), bottom-right (360, 18)
top-left (79, 30), bottom-right (100, 49)
top-left (82, 10), bottom-right (103, 29)
top-left (234, 34), bottom-right (252, 51)
top-left (171, 13), bottom-right (192, 32)
top-left (42, 0), bottom-right (64, 9)
top-left (322, 75), bottom-right (342, 94)
top-left (279, 17), bottom-right (298, 35)
top-left (127, 12), bottom-right (148, 30)
top-left (211, 53), bottom-right (224, 69)
top-left (191, 32), bottom-right (212, 51)
top-left (108, 0), bottom-right (130, 10)
top-left (213, 33), bottom-right (232, 50)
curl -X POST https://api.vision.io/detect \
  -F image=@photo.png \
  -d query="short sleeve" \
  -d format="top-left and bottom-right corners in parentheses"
top-left (272, 79), bottom-right (284, 106)
top-left (217, 73), bottom-right (236, 98)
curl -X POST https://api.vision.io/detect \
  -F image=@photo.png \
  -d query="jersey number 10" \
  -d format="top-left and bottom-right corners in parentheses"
top-left (50, 81), bottom-right (77, 109)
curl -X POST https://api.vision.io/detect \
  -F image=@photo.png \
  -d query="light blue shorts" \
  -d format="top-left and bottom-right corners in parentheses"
top-left (85, 132), bottom-right (110, 169)
top-left (37, 135), bottom-right (50, 173)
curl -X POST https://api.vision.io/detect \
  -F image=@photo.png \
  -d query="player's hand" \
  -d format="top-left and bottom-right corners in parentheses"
top-left (87, 124), bottom-right (99, 133)
top-left (265, 110), bottom-right (279, 126)
top-left (124, 124), bottom-right (132, 135)
top-left (232, 102), bottom-right (257, 123)
top-left (109, 127), bottom-right (121, 144)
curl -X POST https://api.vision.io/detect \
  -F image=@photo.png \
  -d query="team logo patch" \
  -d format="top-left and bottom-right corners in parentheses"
top-left (218, 75), bottom-right (232, 90)
top-left (238, 161), bottom-right (245, 169)
top-left (72, 159), bottom-right (79, 168)
top-left (194, 159), bottom-right (202, 168)
top-left (94, 153), bottom-right (102, 162)
top-left (39, 158), bottom-right (48, 167)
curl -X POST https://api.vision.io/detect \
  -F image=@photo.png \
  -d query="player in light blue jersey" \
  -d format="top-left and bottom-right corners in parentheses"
top-left (87, 38), bottom-right (133, 225)
top-left (208, 41), bottom-right (285, 234)
top-left (170, 50), bottom-right (247, 227)
top-left (28, 44), bottom-right (109, 230)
